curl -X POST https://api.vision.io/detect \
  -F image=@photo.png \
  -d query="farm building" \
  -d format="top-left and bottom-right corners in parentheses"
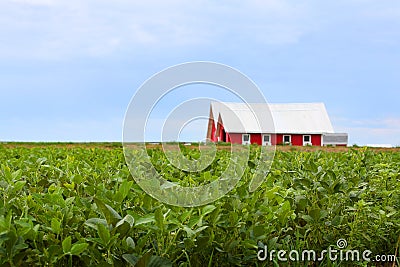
top-left (207, 102), bottom-right (348, 146)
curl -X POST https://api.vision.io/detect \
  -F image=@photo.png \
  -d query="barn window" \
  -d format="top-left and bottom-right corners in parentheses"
top-left (242, 134), bottom-right (250, 145)
top-left (303, 135), bottom-right (312, 146)
top-left (262, 134), bottom-right (271, 146)
top-left (283, 135), bottom-right (291, 144)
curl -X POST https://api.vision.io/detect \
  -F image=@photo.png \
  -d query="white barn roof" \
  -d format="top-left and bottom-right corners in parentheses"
top-left (210, 102), bottom-right (334, 134)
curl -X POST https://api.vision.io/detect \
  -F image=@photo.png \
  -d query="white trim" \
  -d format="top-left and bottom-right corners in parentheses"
top-left (242, 134), bottom-right (251, 145)
top-left (303, 135), bottom-right (312, 146)
top-left (262, 134), bottom-right (271, 146)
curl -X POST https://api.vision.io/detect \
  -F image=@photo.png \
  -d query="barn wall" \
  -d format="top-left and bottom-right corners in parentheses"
top-left (225, 133), bottom-right (262, 145)
top-left (311, 135), bottom-right (322, 146)
top-left (226, 132), bottom-right (231, 143)
top-left (251, 134), bottom-right (262, 145)
top-left (211, 121), bottom-right (216, 142)
top-left (218, 124), bottom-right (225, 142)
top-left (229, 133), bottom-right (242, 144)
top-left (207, 118), bottom-right (214, 141)
top-left (271, 134), bottom-right (278, 145)
top-left (275, 134), bottom-right (322, 146)
top-left (290, 134), bottom-right (302, 146)
top-left (275, 134), bottom-right (283, 145)
top-left (224, 133), bottom-right (323, 146)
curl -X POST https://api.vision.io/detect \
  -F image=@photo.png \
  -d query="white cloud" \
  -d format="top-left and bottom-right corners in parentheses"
top-left (10, 0), bottom-right (56, 6)
top-left (1, 117), bottom-right (123, 142)
top-left (383, 118), bottom-right (400, 128)
top-left (0, 0), bottom-right (315, 60)
top-left (2, 0), bottom-right (399, 61)
top-left (333, 116), bottom-right (400, 146)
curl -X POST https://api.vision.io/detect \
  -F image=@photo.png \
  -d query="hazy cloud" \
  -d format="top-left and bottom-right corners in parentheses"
top-left (0, 0), bottom-right (316, 59)
top-left (334, 116), bottom-right (400, 146)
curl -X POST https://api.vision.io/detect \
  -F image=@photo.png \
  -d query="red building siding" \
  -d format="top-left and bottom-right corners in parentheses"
top-left (227, 133), bottom-right (262, 145)
top-left (311, 134), bottom-right (322, 146)
top-left (250, 134), bottom-right (261, 145)
top-left (223, 133), bottom-right (322, 146)
top-left (271, 134), bottom-right (277, 145)
top-left (218, 124), bottom-right (225, 142)
top-left (229, 133), bottom-right (242, 144)
top-left (290, 134), bottom-right (301, 146)
top-left (226, 132), bottom-right (231, 143)
top-left (273, 134), bottom-right (322, 146)
top-left (275, 134), bottom-right (283, 145)
top-left (211, 121), bottom-right (216, 142)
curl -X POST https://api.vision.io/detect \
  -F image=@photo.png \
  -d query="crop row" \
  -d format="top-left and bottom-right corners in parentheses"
top-left (0, 146), bottom-right (399, 266)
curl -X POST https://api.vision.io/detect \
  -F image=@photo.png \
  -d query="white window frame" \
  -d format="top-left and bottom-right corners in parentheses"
top-left (262, 134), bottom-right (271, 146)
top-left (242, 134), bottom-right (251, 145)
top-left (303, 135), bottom-right (312, 146)
top-left (283, 135), bottom-right (291, 145)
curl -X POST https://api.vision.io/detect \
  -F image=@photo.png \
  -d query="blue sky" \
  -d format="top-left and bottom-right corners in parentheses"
top-left (0, 0), bottom-right (399, 146)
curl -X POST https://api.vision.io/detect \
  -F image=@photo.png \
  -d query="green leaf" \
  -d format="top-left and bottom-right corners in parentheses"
top-left (0, 211), bottom-right (13, 231)
top-left (309, 208), bottom-right (320, 221)
top-left (62, 236), bottom-right (72, 253)
top-left (179, 210), bottom-right (192, 223)
top-left (115, 215), bottom-right (135, 228)
top-left (135, 251), bottom-right (172, 267)
top-left (333, 181), bottom-right (342, 193)
top-left (84, 218), bottom-right (108, 230)
top-left (11, 169), bottom-right (22, 181)
top-left (94, 198), bottom-right (122, 226)
top-left (183, 226), bottom-right (195, 238)
top-left (13, 180), bottom-right (26, 192)
top-left (70, 243), bottom-right (88, 255)
top-left (114, 180), bottom-right (133, 203)
top-left (183, 225), bottom-right (208, 238)
top-left (203, 171), bottom-right (212, 182)
top-left (331, 215), bottom-right (343, 226)
top-left (155, 208), bottom-right (164, 231)
top-left (253, 225), bottom-right (264, 238)
top-left (188, 215), bottom-right (202, 228)
top-left (142, 194), bottom-right (153, 210)
top-left (97, 223), bottom-right (110, 246)
top-left (2, 165), bottom-right (12, 182)
top-left (265, 186), bottom-right (280, 200)
top-left (113, 215), bottom-right (135, 237)
top-left (123, 253), bottom-right (138, 266)
top-left (71, 174), bottom-right (83, 184)
top-left (126, 237), bottom-right (135, 249)
top-left (5, 230), bottom-right (18, 257)
top-left (184, 238), bottom-right (195, 249)
top-left (301, 215), bottom-right (314, 224)
top-left (248, 160), bottom-right (256, 168)
top-left (319, 210), bottom-right (328, 220)
top-left (201, 205), bottom-right (216, 216)
top-left (65, 196), bottom-right (75, 206)
top-left (51, 218), bottom-right (61, 235)
top-left (193, 225), bottom-right (208, 235)
top-left (135, 214), bottom-right (155, 226)
top-left (295, 195), bottom-right (308, 210)
top-left (280, 200), bottom-right (291, 212)
top-left (47, 245), bottom-right (62, 260)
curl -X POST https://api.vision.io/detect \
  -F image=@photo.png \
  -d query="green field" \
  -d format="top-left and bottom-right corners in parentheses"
top-left (0, 144), bottom-right (399, 266)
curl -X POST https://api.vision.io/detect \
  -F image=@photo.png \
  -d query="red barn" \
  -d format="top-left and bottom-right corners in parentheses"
top-left (207, 102), bottom-right (348, 146)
